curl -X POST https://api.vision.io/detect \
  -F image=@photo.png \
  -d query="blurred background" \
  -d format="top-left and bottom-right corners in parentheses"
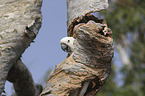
top-left (5, 0), bottom-right (145, 96)
top-left (97, 0), bottom-right (145, 96)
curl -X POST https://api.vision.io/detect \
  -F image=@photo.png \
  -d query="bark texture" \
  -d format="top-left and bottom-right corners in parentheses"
top-left (40, 0), bottom-right (113, 96)
top-left (40, 18), bottom-right (113, 96)
top-left (0, 0), bottom-right (42, 95)
top-left (67, 0), bottom-right (108, 36)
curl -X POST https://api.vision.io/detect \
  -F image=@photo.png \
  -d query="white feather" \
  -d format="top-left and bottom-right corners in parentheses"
top-left (60, 37), bottom-right (75, 52)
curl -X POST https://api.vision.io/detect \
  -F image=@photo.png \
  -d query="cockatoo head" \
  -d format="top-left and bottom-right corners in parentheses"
top-left (60, 37), bottom-right (75, 52)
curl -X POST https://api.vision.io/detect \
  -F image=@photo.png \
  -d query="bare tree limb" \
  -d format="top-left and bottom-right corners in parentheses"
top-left (0, 0), bottom-right (42, 94)
top-left (7, 59), bottom-right (42, 96)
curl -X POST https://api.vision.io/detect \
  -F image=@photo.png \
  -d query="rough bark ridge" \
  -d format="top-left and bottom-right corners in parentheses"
top-left (40, 19), bottom-right (113, 96)
top-left (40, 0), bottom-right (114, 96)
top-left (0, 0), bottom-right (42, 95)
top-left (67, 0), bottom-right (108, 36)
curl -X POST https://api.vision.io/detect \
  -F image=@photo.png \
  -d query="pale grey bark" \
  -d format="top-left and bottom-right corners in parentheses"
top-left (0, 0), bottom-right (113, 96)
top-left (0, 0), bottom-right (42, 95)
top-left (67, 0), bottom-right (108, 36)
top-left (67, 0), bottom-right (108, 26)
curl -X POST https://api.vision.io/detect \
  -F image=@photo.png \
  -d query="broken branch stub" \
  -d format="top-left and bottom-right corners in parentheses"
top-left (67, 0), bottom-right (108, 36)
top-left (40, 18), bottom-right (114, 96)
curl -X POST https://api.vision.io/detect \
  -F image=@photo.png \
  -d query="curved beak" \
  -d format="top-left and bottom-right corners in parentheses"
top-left (61, 43), bottom-right (71, 52)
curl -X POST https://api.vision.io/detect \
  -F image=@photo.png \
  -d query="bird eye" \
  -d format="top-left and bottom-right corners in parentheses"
top-left (68, 40), bottom-right (70, 43)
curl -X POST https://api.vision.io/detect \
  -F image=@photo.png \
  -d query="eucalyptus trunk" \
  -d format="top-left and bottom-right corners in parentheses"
top-left (40, 0), bottom-right (114, 96)
top-left (0, 0), bottom-right (43, 95)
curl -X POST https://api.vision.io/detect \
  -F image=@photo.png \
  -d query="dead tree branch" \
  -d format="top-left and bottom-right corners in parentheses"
top-left (7, 59), bottom-right (42, 96)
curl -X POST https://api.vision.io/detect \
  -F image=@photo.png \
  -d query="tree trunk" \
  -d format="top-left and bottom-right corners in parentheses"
top-left (0, 0), bottom-right (114, 96)
top-left (40, 0), bottom-right (114, 96)
top-left (0, 0), bottom-right (43, 95)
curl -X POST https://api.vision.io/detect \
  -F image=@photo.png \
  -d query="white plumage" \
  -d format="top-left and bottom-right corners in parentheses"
top-left (60, 37), bottom-right (75, 52)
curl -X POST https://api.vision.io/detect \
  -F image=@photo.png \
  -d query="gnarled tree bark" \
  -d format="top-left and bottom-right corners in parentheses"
top-left (40, 0), bottom-right (114, 96)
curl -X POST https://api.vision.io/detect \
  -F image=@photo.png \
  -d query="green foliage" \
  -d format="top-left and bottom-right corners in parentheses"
top-left (97, 64), bottom-right (118, 96)
top-left (101, 0), bottom-right (145, 41)
top-left (97, 0), bottom-right (145, 95)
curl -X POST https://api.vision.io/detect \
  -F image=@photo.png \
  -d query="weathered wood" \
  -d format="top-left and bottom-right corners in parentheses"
top-left (40, 0), bottom-right (113, 96)
top-left (40, 19), bottom-right (114, 96)
top-left (0, 0), bottom-right (42, 95)
top-left (67, 0), bottom-right (108, 36)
